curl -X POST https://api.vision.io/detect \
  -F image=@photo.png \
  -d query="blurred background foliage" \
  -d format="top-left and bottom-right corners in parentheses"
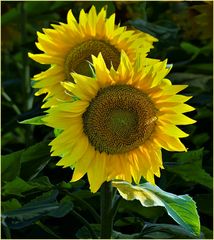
top-left (1, 1), bottom-right (213, 239)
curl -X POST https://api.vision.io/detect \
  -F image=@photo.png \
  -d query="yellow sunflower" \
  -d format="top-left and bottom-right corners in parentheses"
top-left (43, 51), bottom-right (195, 193)
top-left (28, 5), bottom-right (157, 108)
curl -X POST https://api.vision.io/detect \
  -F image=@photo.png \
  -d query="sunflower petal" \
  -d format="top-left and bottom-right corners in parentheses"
top-left (87, 152), bottom-right (107, 193)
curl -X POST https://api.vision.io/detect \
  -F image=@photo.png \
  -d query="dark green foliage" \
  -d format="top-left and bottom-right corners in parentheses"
top-left (1, 1), bottom-right (213, 239)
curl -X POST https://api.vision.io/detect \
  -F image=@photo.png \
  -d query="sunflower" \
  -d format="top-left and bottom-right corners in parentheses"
top-left (28, 6), bottom-right (157, 108)
top-left (43, 51), bottom-right (195, 193)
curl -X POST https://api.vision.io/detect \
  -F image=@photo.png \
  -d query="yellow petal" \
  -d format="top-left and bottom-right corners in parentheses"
top-left (71, 146), bottom-right (96, 182)
top-left (154, 134), bottom-right (187, 152)
top-left (159, 113), bottom-right (196, 125)
top-left (67, 9), bottom-right (77, 25)
top-left (62, 77), bottom-right (97, 101)
top-left (116, 50), bottom-right (133, 83)
top-left (28, 53), bottom-right (64, 65)
top-left (156, 95), bottom-right (192, 104)
top-left (87, 6), bottom-right (97, 36)
top-left (96, 7), bottom-right (107, 37)
top-left (92, 53), bottom-right (112, 86)
top-left (157, 121), bottom-right (189, 138)
top-left (55, 101), bottom-right (89, 113)
top-left (56, 135), bottom-right (87, 167)
top-left (105, 13), bottom-right (115, 36)
top-left (87, 151), bottom-right (107, 193)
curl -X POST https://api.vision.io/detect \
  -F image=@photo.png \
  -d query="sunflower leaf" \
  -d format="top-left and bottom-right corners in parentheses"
top-left (2, 150), bottom-right (23, 182)
top-left (167, 148), bottom-right (212, 189)
top-left (20, 141), bottom-right (51, 180)
top-left (2, 177), bottom-right (37, 197)
top-left (112, 181), bottom-right (200, 237)
top-left (2, 190), bottom-right (59, 229)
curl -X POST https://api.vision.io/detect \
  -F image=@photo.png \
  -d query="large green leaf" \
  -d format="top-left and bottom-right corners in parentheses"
top-left (2, 176), bottom-right (53, 197)
top-left (2, 190), bottom-right (59, 229)
top-left (20, 141), bottom-right (51, 180)
top-left (113, 181), bottom-right (200, 237)
top-left (166, 148), bottom-right (212, 189)
top-left (29, 176), bottom-right (54, 191)
top-left (2, 150), bottom-right (23, 182)
top-left (2, 199), bottom-right (22, 213)
top-left (139, 223), bottom-right (197, 239)
top-left (2, 141), bottom-right (51, 183)
top-left (76, 222), bottom-right (196, 239)
top-left (118, 199), bottom-right (164, 219)
top-left (2, 189), bottom-right (74, 229)
top-left (2, 177), bottom-right (37, 197)
top-left (47, 196), bottom-right (74, 218)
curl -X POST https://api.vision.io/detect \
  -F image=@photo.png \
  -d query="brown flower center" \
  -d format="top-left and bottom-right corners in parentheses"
top-left (65, 40), bottom-right (121, 81)
top-left (83, 84), bottom-right (157, 154)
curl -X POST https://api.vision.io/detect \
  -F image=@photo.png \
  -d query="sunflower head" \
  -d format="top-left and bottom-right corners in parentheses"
top-left (28, 6), bottom-right (157, 108)
top-left (43, 51), bottom-right (195, 193)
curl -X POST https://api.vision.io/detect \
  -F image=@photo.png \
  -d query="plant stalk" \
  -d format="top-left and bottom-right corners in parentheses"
top-left (100, 181), bottom-right (113, 239)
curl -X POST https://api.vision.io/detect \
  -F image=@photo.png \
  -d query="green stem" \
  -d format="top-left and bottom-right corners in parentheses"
top-left (100, 181), bottom-right (113, 239)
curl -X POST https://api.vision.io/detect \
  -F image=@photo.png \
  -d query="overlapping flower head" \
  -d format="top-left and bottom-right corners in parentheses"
top-left (43, 51), bottom-right (196, 193)
top-left (29, 6), bottom-right (157, 108)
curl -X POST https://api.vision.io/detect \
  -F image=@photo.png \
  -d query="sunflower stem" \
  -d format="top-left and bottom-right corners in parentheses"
top-left (100, 181), bottom-right (113, 239)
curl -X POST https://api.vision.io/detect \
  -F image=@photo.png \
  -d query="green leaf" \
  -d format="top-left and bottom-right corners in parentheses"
top-left (54, 128), bottom-right (62, 137)
top-left (128, 19), bottom-right (178, 40)
top-left (2, 176), bottom-right (54, 197)
top-left (76, 224), bottom-right (137, 239)
top-left (29, 176), bottom-right (54, 191)
top-left (58, 180), bottom-right (85, 190)
top-left (114, 216), bottom-right (143, 227)
top-left (27, 189), bottom-right (59, 205)
top-left (2, 199), bottom-right (22, 213)
top-left (119, 199), bottom-right (164, 219)
top-left (20, 141), bottom-right (51, 180)
top-left (167, 149), bottom-right (212, 189)
top-left (19, 115), bottom-right (45, 125)
top-left (2, 177), bottom-right (37, 197)
top-left (140, 223), bottom-right (197, 239)
top-left (180, 42), bottom-right (200, 55)
top-left (113, 181), bottom-right (200, 237)
top-left (2, 141), bottom-right (51, 188)
top-left (2, 150), bottom-right (23, 182)
top-left (47, 196), bottom-right (74, 218)
top-left (76, 224), bottom-right (100, 239)
top-left (2, 190), bottom-right (59, 229)
top-left (201, 225), bottom-right (213, 239)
